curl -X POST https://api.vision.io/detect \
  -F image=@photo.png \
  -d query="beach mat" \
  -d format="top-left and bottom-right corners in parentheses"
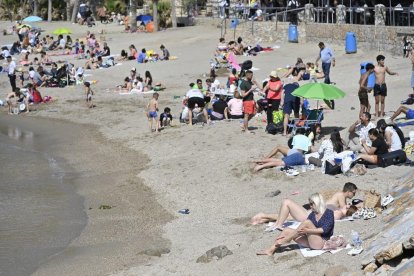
top-left (395, 118), bottom-right (414, 127)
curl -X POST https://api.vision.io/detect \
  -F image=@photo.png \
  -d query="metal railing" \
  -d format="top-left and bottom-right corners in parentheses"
top-left (206, 5), bottom-right (414, 27)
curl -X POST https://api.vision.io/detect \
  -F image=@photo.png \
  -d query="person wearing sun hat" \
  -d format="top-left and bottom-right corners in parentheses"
top-left (262, 70), bottom-right (283, 125)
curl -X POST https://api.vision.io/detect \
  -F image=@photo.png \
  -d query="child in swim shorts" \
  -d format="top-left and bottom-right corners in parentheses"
top-left (147, 92), bottom-right (160, 132)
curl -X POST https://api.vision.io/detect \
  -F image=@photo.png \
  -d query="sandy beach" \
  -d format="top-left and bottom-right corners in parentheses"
top-left (1, 19), bottom-right (413, 275)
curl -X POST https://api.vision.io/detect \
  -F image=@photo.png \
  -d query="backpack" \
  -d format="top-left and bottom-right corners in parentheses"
top-left (266, 123), bottom-right (283, 135)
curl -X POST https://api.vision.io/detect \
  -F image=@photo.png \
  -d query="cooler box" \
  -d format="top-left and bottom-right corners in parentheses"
top-left (288, 25), bottom-right (298, 43)
top-left (345, 32), bottom-right (357, 53)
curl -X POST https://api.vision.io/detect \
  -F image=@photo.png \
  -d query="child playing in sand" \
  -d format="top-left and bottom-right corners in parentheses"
top-left (160, 107), bottom-right (173, 128)
top-left (84, 82), bottom-right (94, 108)
top-left (147, 92), bottom-right (159, 132)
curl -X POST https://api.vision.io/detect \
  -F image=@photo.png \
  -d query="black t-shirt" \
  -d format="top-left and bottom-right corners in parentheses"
top-left (103, 46), bottom-right (110, 56)
top-left (240, 79), bottom-right (254, 101)
top-left (283, 83), bottom-right (300, 102)
top-left (372, 138), bottom-right (388, 155)
top-left (213, 99), bottom-right (228, 114)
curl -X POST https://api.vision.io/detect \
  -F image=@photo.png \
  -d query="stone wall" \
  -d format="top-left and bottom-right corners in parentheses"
top-left (197, 17), bottom-right (414, 55)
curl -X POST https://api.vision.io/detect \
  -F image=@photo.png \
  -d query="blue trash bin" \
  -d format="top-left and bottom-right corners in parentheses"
top-left (230, 19), bottom-right (239, 29)
top-left (288, 25), bottom-right (298, 43)
top-left (345, 32), bottom-right (357, 54)
top-left (360, 62), bottom-right (375, 89)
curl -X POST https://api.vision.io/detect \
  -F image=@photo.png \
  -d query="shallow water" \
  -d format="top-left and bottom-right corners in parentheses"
top-left (0, 117), bottom-right (86, 276)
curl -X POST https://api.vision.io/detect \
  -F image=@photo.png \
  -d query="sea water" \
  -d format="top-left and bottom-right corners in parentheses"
top-left (0, 118), bottom-right (86, 275)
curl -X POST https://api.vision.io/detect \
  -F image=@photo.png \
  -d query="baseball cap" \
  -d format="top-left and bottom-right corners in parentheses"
top-left (131, 67), bottom-right (136, 72)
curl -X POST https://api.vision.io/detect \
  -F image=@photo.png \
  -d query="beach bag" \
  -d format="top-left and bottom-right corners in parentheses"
top-left (363, 190), bottom-right (381, 208)
top-left (272, 110), bottom-right (284, 124)
top-left (325, 160), bottom-right (341, 175)
top-left (241, 60), bottom-right (253, 71)
top-left (32, 91), bottom-right (42, 103)
top-left (266, 123), bottom-right (282, 135)
top-left (378, 150), bottom-right (407, 168)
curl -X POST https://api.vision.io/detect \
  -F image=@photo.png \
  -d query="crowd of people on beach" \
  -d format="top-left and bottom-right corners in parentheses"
top-left (176, 37), bottom-right (413, 179)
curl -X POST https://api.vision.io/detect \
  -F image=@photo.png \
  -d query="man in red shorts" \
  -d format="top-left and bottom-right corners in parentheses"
top-left (240, 70), bottom-right (261, 133)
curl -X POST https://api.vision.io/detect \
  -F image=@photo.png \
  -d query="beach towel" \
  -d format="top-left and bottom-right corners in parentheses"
top-left (395, 118), bottom-right (414, 127)
top-left (118, 89), bottom-right (154, 95)
top-left (300, 236), bottom-right (349, 257)
top-left (226, 52), bottom-right (241, 71)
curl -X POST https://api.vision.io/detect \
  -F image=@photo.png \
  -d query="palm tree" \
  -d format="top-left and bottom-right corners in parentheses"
top-left (47, 0), bottom-right (52, 22)
top-left (152, 0), bottom-right (158, 32)
top-left (71, 0), bottom-right (79, 22)
top-left (171, 0), bottom-right (177, 28)
top-left (129, 0), bottom-right (137, 32)
top-left (33, 0), bottom-right (38, 16)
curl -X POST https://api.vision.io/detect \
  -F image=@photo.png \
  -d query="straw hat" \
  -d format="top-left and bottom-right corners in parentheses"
top-left (269, 71), bottom-right (278, 78)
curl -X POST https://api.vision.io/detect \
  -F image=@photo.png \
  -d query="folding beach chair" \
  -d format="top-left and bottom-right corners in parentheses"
top-left (287, 108), bottom-right (324, 135)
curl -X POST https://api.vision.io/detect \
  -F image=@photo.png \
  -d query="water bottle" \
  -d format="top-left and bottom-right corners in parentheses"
top-left (351, 230), bottom-right (362, 249)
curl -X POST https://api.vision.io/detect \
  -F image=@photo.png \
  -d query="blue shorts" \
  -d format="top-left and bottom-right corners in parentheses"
top-left (407, 109), bottom-right (414, 119)
top-left (282, 149), bottom-right (305, 166)
top-left (149, 111), bottom-right (158, 118)
top-left (283, 100), bottom-right (300, 115)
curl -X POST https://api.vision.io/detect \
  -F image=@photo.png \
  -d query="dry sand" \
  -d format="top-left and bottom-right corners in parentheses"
top-left (1, 20), bottom-right (413, 275)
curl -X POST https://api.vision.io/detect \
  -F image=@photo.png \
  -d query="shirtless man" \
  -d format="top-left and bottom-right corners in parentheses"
top-left (374, 55), bottom-right (398, 118)
top-left (250, 182), bottom-right (358, 230)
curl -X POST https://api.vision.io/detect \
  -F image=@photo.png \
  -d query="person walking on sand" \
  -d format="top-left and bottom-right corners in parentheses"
top-left (240, 70), bottom-right (261, 133)
top-left (316, 42), bottom-right (335, 108)
top-left (257, 193), bottom-right (334, 256)
top-left (147, 92), bottom-right (160, 132)
top-left (374, 55), bottom-right (398, 118)
top-left (358, 63), bottom-right (375, 118)
top-left (84, 82), bottom-right (94, 108)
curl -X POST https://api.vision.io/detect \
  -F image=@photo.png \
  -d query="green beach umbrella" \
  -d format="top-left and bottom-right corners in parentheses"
top-left (53, 28), bottom-right (72, 35)
top-left (292, 83), bottom-right (346, 100)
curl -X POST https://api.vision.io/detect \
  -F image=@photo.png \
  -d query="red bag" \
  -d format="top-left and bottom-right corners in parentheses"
top-left (33, 91), bottom-right (42, 104)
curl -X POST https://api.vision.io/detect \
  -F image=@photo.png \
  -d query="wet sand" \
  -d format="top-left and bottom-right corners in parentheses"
top-left (0, 116), bottom-right (172, 276)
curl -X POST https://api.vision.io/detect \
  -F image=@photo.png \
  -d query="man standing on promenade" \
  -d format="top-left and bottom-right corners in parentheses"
top-left (374, 55), bottom-right (398, 118)
top-left (316, 42), bottom-right (335, 108)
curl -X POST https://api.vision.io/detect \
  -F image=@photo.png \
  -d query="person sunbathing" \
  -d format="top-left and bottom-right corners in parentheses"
top-left (257, 193), bottom-right (334, 256)
top-left (390, 105), bottom-right (414, 121)
top-left (253, 133), bottom-right (311, 172)
top-left (295, 62), bottom-right (325, 82)
top-left (215, 37), bottom-right (228, 56)
top-left (251, 182), bottom-right (358, 228)
top-left (282, 57), bottom-right (306, 78)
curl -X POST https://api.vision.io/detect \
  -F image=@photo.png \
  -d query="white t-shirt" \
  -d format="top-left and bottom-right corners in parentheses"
top-left (292, 134), bottom-right (312, 152)
top-left (135, 81), bottom-right (143, 92)
top-left (2, 49), bottom-right (10, 57)
top-left (7, 60), bottom-right (16, 75)
top-left (227, 98), bottom-right (243, 116)
top-left (318, 139), bottom-right (335, 163)
top-left (355, 121), bottom-right (375, 146)
top-left (385, 126), bottom-right (402, 151)
top-left (186, 89), bottom-right (204, 99)
top-left (59, 39), bottom-right (66, 48)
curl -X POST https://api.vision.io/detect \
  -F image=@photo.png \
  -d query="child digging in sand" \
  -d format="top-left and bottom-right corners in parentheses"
top-left (147, 92), bottom-right (159, 132)
top-left (84, 82), bottom-right (94, 108)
